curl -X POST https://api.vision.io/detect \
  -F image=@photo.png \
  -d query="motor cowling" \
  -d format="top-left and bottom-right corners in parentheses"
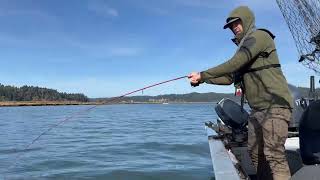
top-left (215, 98), bottom-right (249, 129)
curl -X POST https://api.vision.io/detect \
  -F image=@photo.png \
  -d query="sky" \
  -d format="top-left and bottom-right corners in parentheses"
top-left (0, 0), bottom-right (316, 98)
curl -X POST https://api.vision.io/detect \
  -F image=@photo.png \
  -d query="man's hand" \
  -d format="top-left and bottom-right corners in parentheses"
top-left (188, 72), bottom-right (201, 83)
top-left (188, 72), bottom-right (201, 87)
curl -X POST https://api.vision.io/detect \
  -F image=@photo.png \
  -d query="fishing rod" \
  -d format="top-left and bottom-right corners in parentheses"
top-left (5, 75), bottom-right (189, 176)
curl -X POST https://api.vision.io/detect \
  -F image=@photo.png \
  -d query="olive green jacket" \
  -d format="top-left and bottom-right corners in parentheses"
top-left (200, 6), bottom-right (293, 110)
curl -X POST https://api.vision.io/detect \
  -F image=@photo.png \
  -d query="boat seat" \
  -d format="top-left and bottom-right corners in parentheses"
top-left (299, 100), bottom-right (320, 165)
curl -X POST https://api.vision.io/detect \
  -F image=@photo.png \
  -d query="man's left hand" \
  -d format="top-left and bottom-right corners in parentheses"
top-left (188, 72), bottom-right (201, 84)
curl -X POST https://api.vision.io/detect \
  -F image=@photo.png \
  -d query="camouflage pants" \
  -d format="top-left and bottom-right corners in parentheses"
top-left (248, 108), bottom-right (292, 180)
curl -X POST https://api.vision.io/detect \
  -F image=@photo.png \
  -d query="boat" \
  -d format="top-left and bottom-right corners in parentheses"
top-left (205, 77), bottom-right (320, 180)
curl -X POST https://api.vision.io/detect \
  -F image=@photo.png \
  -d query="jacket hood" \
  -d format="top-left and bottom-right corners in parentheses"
top-left (224, 6), bottom-right (256, 42)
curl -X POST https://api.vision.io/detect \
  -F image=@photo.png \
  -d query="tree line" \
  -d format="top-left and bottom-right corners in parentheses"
top-left (0, 84), bottom-right (89, 102)
top-left (96, 92), bottom-right (241, 103)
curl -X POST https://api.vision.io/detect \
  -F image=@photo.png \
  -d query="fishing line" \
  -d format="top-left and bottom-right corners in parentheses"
top-left (5, 75), bottom-right (188, 176)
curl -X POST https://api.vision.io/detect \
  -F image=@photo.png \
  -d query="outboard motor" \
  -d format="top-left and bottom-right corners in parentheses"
top-left (299, 100), bottom-right (320, 165)
top-left (215, 98), bottom-right (249, 142)
top-left (215, 98), bottom-right (249, 129)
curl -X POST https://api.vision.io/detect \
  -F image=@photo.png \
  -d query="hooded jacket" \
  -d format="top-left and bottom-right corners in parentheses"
top-left (200, 6), bottom-right (293, 110)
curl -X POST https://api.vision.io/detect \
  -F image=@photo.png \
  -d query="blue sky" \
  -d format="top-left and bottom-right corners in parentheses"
top-left (0, 0), bottom-right (316, 98)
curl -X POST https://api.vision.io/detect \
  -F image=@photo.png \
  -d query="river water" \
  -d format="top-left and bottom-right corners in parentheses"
top-left (0, 103), bottom-right (218, 180)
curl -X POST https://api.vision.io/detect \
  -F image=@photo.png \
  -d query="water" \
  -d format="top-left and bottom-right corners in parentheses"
top-left (0, 103), bottom-right (218, 180)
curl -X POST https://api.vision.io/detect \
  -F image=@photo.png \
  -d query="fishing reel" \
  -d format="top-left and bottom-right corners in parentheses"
top-left (190, 82), bottom-right (200, 87)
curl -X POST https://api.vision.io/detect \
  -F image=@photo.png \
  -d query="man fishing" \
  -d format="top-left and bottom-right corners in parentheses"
top-left (188, 6), bottom-right (293, 180)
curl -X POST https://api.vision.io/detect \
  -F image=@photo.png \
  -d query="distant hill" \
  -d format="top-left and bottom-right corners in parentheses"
top-left (1, 83), bottom-right (317, 104)
top-left (94, 92), bottom-right (241, 103)
top-left (295, 86), bottom-right (320, 98)
top-left (95, 86), bottom-right (319, 103)
top-left (121, 92), bottom-right (241, 103)
top-left (0, 84), bottom-right (89, 102)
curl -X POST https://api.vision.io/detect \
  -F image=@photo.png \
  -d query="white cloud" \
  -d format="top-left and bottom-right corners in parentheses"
top-left (106, 8), bottom-right (118, 17)
top-left (88, 1), bottom-right (119, 17)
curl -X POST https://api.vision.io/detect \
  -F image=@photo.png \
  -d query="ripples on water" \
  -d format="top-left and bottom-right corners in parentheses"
top-left (0, 104), bottom-right (218, 179)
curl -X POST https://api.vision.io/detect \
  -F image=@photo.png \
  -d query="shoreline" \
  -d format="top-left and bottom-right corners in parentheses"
top-left (0, 101), bottom-right (99, 107)
top-left (0, 101), bottom-right (217, 107)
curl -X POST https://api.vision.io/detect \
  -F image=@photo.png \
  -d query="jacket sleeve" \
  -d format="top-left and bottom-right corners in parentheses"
top-left (203, 74), bottom-right (233, 85)
top-left (200, 31), bottom-right (269, 81)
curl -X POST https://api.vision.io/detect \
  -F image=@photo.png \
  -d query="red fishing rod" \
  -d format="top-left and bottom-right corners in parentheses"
top-left (6, 75), bottom-right (189, 176)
